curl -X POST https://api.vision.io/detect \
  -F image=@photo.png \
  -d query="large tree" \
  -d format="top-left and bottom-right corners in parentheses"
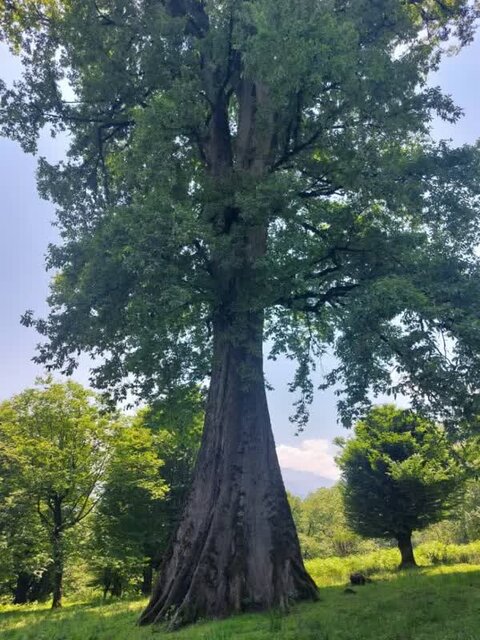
top-left (0, 378), bottom-right (114, 608)
top-left (336, 405), bottom-right (463, 568)
top-left (2, 0), bottom-right (480, 627)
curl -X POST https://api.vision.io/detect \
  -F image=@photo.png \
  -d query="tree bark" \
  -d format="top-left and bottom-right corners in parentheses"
top-left (397, 532), bottom-right (417, 569)
top-left (140, 312), bottom-right (318, 628)
top-left (51, 532), bottom-right (63, 608)
top-left (141, 563), bottom-right (154, 596)
top-left (111, 572), bottom-right (123, 598)
top-left (51, 499), bottom-right (64, 609)
top-left (13, 572), bottom-right (32, 605)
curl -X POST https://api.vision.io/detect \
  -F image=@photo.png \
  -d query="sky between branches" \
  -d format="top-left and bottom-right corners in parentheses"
top-left (1, 35), bottom-right (479, 495)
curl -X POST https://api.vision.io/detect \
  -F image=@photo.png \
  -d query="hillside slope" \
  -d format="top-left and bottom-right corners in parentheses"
top-left (1, 565), bottom-right (479, 639)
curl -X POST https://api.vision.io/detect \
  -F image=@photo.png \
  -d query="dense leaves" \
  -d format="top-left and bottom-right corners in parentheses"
top-left (0, 1), bottom-right (479, 428)
top-left (90, 396), bottom-right (202, 596)
top-left (337, 405), bottom-right (464, 564)
top-left (90, 420), bottom-right (168, 597)
top-left (289, 486), bottom-right (378, 559)
top-left (0, 377), bottom-right (116, 607)
top-left (0, 380), bottom-right (203, 603)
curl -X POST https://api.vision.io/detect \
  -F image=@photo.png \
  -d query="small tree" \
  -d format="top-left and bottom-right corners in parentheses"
top-left (0, 378), bottom-right (115, 608)
top-left (337, 405), bottom-right (463, 568)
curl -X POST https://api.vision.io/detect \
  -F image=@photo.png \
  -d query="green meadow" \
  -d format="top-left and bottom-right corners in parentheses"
top-left (2, 547), bottom-right (480, 640)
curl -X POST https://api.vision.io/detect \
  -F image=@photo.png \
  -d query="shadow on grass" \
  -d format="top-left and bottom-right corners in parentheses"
top-left (0, 595), bottom-right (139, 617)
top-left (1, 567), bottom-right (479, 640)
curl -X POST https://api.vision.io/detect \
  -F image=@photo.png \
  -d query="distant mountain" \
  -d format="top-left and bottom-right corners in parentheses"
top-left (281, 468), bottom-right (335, 498)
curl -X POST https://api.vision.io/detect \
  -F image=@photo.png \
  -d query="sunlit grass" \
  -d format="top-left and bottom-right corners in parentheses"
top-left (305, 540), bottom-right (480, 586)
top-left (1, 552), bottom-right (480, 639)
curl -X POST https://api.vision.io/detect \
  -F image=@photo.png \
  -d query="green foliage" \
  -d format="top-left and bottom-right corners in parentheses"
top-left (1, 1), bottom-right (480, 430)
top-left (414, 479), bottom-right (480, 545)
top-left (290, 476), bottom-right (480, 561)
top-left (0, 492), bottom-right (51, 602)
top-left (0, 379), bottom-right (202, 602)
top-left (337, 405), bottom-right (464, 543)
top-left (0, 377), bottom-right (117, 604)
top-left (0, 378), bottom-right (113, 528)
top-left (289, 486), bottom-right (378, 559)
top-left (0, 423), bottom-right (50, 600)
top-left (89, 392), bottom-right (202, 595)
top-left (458, 480), bottom-right (480, 541)
top-left (89, 420), bottom-right (167, 596)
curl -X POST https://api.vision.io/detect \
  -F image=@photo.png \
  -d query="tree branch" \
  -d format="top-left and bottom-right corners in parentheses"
top-left (276, 282), bottom-right (359, 311)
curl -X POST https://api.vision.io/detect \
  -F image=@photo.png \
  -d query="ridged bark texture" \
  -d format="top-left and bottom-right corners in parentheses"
top-left (140, 315), bottom-right (317, 628)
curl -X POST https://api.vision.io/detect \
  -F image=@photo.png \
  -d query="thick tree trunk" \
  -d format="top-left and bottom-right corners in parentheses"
top-left (140, 313), bottom-right (317, 628)
top-left (13, 572), bottom-right (32, 605)
top-left (397, 532), bottom-right (417, 569)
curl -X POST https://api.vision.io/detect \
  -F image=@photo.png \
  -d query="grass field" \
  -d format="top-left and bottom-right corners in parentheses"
top-left (306, 540), bottom-right (480, 586)
top-left (1, 563), bottom-right (480, 640)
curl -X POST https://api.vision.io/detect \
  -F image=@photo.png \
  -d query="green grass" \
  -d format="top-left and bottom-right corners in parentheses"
top-left (1, 563), bottom-right (480, 639)
top-left (305, 540), bottom-right (480, 586)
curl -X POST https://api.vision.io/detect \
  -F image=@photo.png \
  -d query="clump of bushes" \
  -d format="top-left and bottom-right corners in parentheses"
top-left (415, 541), bottom-right (480, 566)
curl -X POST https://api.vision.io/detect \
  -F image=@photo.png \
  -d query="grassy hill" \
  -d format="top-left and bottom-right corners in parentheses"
top-left (1, 563), bottom-right (479, 640)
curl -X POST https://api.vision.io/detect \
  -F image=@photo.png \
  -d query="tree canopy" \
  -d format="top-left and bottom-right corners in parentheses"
top-left (0, 0), bottom-right (478, 426)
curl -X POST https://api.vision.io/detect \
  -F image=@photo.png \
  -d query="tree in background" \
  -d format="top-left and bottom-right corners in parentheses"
top-left (91, 420), bottom-right (168, 598)
top-left (289, 486), bottom-right (378, 560)
top-left (0, 378), bottom-right (115, 608)
top-left (457, 481), bottom-right (480, 543)
top-left (2, 0), bottom-right (480, 626)
top-left (91, 391), bottom-right (202, 597)
top-left (0, 480), bottom-right (51, 604)
top-left (337, 405), bottom-right (464, 568)
top-left (138, 393), bottom-right (203, 591)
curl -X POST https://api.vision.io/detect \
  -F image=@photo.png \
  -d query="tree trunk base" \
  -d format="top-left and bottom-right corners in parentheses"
top-left (139, 321), bottom-right (317, 628)
top-left (397, 533), bottom-right (417, 570)
top-left (13, 572), bottom-right (32, 605)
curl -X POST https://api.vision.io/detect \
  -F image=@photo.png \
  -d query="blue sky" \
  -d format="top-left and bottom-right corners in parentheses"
top-left (1, 37), bottom-right (480, 495)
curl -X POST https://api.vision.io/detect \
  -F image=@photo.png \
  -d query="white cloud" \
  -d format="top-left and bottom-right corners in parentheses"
top-left (276, 439), bottom-right (340, 481)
